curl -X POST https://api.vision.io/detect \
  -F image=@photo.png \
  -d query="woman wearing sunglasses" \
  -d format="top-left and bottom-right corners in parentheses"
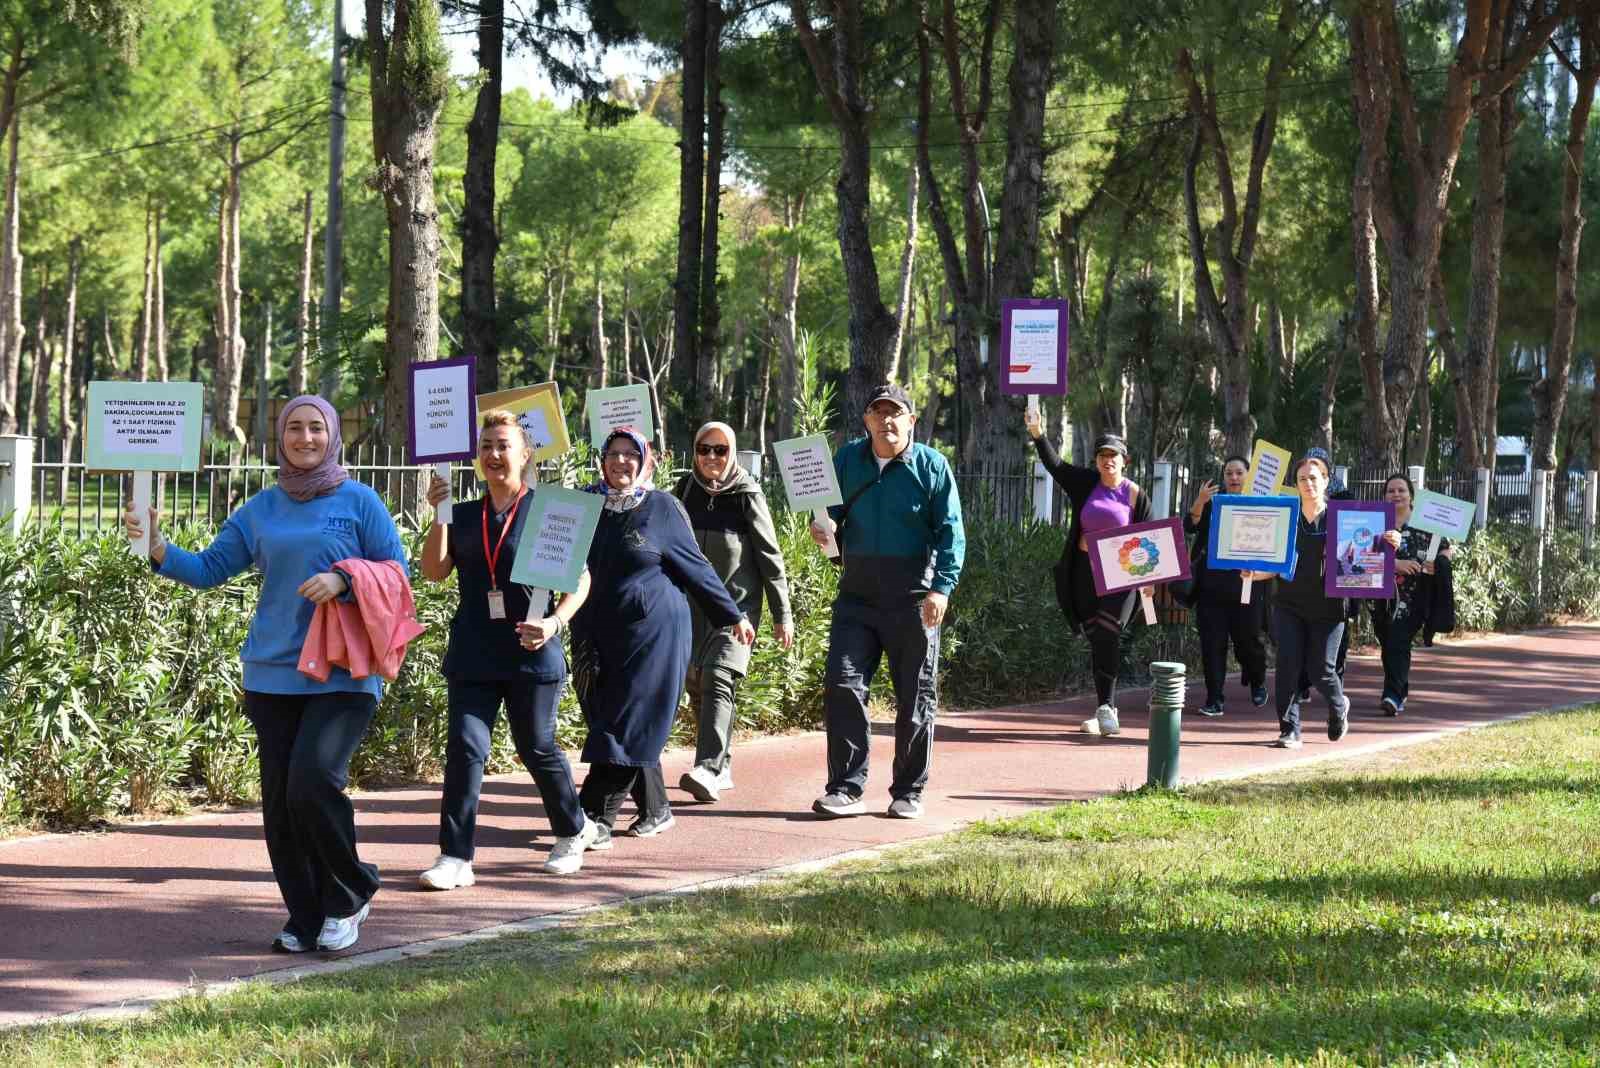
top-left (667, 421), bottom-right (793, 803)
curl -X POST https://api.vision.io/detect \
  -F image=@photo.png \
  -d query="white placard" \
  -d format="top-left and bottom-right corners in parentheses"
top-left (1006, 308), bottom-right (1063, 388)
top-left (585, 384), bottom-right (654, 449)
top-left (412, 361), bottom-right (476, 462)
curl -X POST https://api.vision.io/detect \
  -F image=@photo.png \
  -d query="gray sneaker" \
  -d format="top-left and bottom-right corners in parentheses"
top-left (1271, 731), bottom-right (1302, 749)
top-left (272, 927), bottom-right (311, 954)
top-left (317, 901), bottom-right (370, 952)
top-left (1327, 695), bottom-right (1350, 742)
top-left (886, 796), bottom-right (924, 820)
top-left (812, 791), bottom-right (865, 818)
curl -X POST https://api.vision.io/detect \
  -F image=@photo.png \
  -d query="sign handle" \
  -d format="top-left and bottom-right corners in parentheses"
top-left (1140, 586), bottom-right (1156, 625)
top-left (525, 587), bottom-right (551, 623)
top-left (812, 507), bottom-right (839, 559)
top-left (1240, 575), bottom-right (1253, 606)
top-left (434, 462), bottom-right (452, 525)
top-left (1026, 394), bottom-right (1040, 420)
top-left (130, 470), bottom-right (153, 559)
top-left (1425, 532), bottom-right (1441, 563)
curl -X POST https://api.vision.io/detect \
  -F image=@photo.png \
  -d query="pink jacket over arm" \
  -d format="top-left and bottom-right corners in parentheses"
top-left (298, 558), bottom-right (427, 683)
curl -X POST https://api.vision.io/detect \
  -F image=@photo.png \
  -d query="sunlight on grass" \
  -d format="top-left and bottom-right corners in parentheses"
top-left (6, 707), bottom-right (1600, 1066)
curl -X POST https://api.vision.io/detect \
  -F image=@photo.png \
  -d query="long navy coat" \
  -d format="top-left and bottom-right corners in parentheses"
top-left (572, 490), bottom-right (743, 766)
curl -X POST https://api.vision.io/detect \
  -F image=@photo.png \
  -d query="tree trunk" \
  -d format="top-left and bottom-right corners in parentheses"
top-left (291, 190), bottom-right (313, 396)
top-left (1416, 349), bottom-right (1433, 468)
top-left (592, 270), bottom-right (606, 388)
top-left (60, 238), bottom-right (80, 462)
top-left (791, 0), bottom-right (899, 419)
top-left (1464, 84), bottom-right (1513, 468)
top-left (255, 303), bottom-right (273, 445)
top-left (101, 311), bottom-right (119, 377)
top-left (0, 105), bottom-right (20, 433)
top-left (320, 0), bottom-right (348, 397)
top-left (675, 0), bottom-right (707, 418)
top-left (26, 263), bottom-right (45, 436)
top-left (213, 159), bottom-right (243, 441)
top-left (153, 207), bottom-right (167, 381)
top-left (696, 1), bottom-right (725, 423)
top-left (462, 0), bottom-right (502, 392)
top-left (887, 160), bottom-right (919, 379)
top-left (135, 200), bottom-right (153, 382)
top-left (775, 192), bottom-right (803, 441)
top-left (366, 0), bottom-right (449, 447)
top-left (1532, 11), bottom-right (1598, 471)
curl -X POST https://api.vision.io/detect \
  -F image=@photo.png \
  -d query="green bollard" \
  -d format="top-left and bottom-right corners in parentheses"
top-left (1146, 661), bottom-right (1186, 789)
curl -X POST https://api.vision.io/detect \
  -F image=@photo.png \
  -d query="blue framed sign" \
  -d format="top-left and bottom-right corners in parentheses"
top-left (1206, 494), bottom-right (1299, 578)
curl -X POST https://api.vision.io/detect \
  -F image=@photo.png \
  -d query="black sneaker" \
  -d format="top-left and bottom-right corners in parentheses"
top-left (1380, 695), bottom-right (1400, 717)
top-left (1328, 696), bottom-right (1350, 741)
top-left (1250, 684), bottom-right (1269, 707)
top-left (1271, 731), bottom-right (1302, 749)
top-left (626, 809), bottom-right (676, 838)
top-left (1297, 686), bottom-right (1312, 705)
top-left (1197, 702), bottom-right (1224, 718)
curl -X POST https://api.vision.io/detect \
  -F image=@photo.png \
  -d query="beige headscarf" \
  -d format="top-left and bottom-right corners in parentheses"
top-left (691, 421), bottom-right (741, 495)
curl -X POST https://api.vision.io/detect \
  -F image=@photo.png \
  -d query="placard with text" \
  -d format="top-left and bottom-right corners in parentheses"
top-left (408, 357), bottom-right (478, 464)
top-left (771, 434), bottom-right (844, 512)
top-left (999, 298), bottom-right (1069, 396)
top-left (476, 381), bottom-right (570, 471)
top-left (584, 384), bottom-right (653, 449)
top-left (85, 381), bottom-right (205, 472)
top-left (508, 485), bottom-right (604, 593)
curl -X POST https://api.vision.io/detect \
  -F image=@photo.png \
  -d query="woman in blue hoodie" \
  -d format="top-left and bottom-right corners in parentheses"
top-left (124, 396), bottom-right (406, 955)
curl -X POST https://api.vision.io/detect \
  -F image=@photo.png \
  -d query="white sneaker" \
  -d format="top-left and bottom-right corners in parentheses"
top-left (417, 854), bottom-right (475, 891)
top-left (678, 765), bottom-right (721, 803)
top-left (812, 791), bottom-right (865, 818)
top-left (543, 817), bottom-right (600, 875)
top-left (1081, 703), bottom-right (1120, 736)
top-left (886, 796), bottom-right (924, 819)
top-left (715, 767), bottom-right (734, 793)
top-left (272, 927), bottom-right (311, 954)
top-left (316, 902), bottom-right (370, 952)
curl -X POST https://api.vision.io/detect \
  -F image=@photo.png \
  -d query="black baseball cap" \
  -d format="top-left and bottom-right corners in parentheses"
top-left (864, 383), bottom-right (913, 414)
top-left (1093, 433), bottom-right (1129, 459)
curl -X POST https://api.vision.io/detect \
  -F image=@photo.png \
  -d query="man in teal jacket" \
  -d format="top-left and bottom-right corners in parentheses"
top-left (809, 383), bottom-right (965, 820)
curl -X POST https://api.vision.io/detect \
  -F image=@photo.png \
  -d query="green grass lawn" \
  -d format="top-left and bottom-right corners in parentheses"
top-left (8, 709), bottom-right (1600, 1066)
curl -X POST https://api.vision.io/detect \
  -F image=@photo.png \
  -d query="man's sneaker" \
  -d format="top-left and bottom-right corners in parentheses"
top-left (417, 854), bottom-right (474, 891)
top-left (1078, 703), bottom-right (1122, 736)
top-left (626, 809), bottom-right (676, 838)
top-left (316, 902), bottom-right (370, 952)
top-left (1297, 686), bottom-right (1312, 705)
top-left (588, 821), bottom-right (614, 851)
top-left (1327, 695), bottom-right (1350, 742)
top-left (886, 796), bottom-right (924, 819)
top-left (1197, 702), bottom-right (1224, 718)
top-left (543, 817), bottom-right (600, 875)
top-left (1381, 695), bottom-right (1401, 717)
top-left (1250, 684), bottom-right (1269, 707)
top-left (272, 927), bottom-right (311, 954)
top-left (679, 765), bottom-right (721, 803)
top-left (1271, 731), bottom-right (1302, 749)
top-left (715, 767), bottom-right (734, 793)
top-left (812, 791), bottom-right (865, 818)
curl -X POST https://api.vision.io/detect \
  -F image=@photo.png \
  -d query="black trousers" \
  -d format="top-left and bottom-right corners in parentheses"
top-left (586, 762), bottom-right (669, 829)
top-left (1070, 550), bottom-right (1129, 707)
top-left (244, 690), bottom-right (381, 945)
top-left (822, 594), bottom-right (940, 801)
top-left (439, 676), bottom-right (583, 860)
top-left (1195, 592), bottom-right (1267, 707)
top-left (1372, 609), bottom-right (1424, 704)
top-left (1272, 609), bottom-right (1346, 737)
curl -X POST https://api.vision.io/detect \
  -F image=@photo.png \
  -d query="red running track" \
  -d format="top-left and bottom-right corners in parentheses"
top-left (3, 625), bottom-right (1597, 1028)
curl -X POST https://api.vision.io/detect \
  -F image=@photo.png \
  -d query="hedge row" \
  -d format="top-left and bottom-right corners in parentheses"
top-left (0, 514), bottom-right (1592, 827)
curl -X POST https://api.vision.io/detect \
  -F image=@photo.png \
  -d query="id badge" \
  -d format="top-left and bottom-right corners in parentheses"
top-left (487, 589), bottom-right (507, 620)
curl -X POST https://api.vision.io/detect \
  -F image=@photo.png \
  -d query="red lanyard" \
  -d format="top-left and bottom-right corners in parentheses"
top-left (481, 487), bottom-right (527, 591)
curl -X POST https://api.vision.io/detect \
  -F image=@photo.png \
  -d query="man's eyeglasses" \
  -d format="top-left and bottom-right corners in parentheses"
top-left (695, 444), bottom-right (730, 457)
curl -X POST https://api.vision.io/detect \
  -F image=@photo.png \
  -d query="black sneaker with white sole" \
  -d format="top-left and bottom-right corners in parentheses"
top-left (1327, 696), bottom-right (1350, 741)
top-left (626, 809), bottom-right (676, 838)
top-left (1250, 684), bottom-right (1269, 707)
top-left (1381, 695), bottom-right (1400, 717)
top-left (1197, 702), bottom-right (1224, 718)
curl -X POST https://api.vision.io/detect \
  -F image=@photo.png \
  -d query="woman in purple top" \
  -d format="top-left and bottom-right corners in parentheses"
top-left (1025, 410), bottom-right (1151, 736)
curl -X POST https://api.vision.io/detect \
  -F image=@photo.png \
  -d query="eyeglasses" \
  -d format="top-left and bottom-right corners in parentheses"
top-left (695, 444), bottom-right (730, 457)
top-left (604, 450), bottom-right (642, 464)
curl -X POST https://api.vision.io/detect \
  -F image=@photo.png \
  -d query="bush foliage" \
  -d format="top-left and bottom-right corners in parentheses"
top-left (1, 514), bottom-right (1593, 828)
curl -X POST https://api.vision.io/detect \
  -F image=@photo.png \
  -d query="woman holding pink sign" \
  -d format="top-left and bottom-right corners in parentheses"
top-left (416, 409), bottom-right (597, 888)
top-left (1025, 408), bottom-right (1149, 736)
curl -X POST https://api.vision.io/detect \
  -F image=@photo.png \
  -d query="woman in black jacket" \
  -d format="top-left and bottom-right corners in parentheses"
top-left (1184, 455), bottom-right (1268, 718)
top-left (1026, 409), bottom-right (1150, 736)
top-left (1246, 454), bottom-right (1351, 749)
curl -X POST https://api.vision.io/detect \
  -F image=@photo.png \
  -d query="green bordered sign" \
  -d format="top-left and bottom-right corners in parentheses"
top-left (1410, 489), bottom-right (1476, 542)
top-left (85, 381), bottom-right (205, 472)
top-left (584, 384), bottom-right (654, 449)
top-left (508, 485), bottom-right (604, 593)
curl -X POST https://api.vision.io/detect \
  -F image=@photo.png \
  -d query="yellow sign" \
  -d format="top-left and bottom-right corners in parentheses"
top-left (474, 381), bottom-right (570, 477)
top-left (1245, 438), bottom-right (1294, 496)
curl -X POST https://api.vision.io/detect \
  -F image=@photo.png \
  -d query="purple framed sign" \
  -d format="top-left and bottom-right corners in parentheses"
top-left (999, 298), bottom-right (1069, 396)
top-left (1325, 499), bottom-right (1396, 598)
top-left (408, 356), bottom-right (479, 464)
top-left (1086, 517), bottom-right (1192, 597)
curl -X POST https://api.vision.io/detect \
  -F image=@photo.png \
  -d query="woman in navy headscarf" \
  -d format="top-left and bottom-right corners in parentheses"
top-left (570, 428), bottom-right (753, 843)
